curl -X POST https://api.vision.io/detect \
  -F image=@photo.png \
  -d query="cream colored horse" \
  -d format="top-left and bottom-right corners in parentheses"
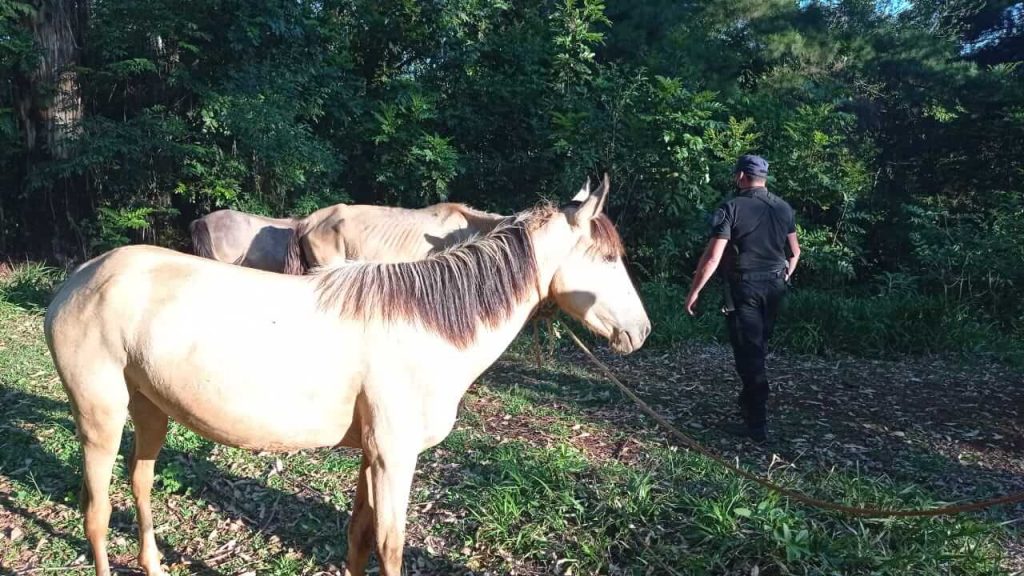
top-left (45, 176), bottom-right (650, 576)
top-left (288, 202), bottom-right (505, 272)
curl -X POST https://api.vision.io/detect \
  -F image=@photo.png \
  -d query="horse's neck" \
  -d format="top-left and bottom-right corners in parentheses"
top-left (302, 204), bottom-right (345, 229)
top-left (451, 289), bottom-right (545, 391)
top-left (452, 233), bottom-right (563, 384)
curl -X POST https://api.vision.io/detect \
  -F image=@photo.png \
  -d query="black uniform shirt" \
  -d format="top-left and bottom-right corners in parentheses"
top-left (709, 187), bottom-right (796, 275)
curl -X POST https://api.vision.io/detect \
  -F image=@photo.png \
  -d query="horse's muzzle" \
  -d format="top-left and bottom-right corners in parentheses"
top-left (611, 322), bottom-right (651, 355)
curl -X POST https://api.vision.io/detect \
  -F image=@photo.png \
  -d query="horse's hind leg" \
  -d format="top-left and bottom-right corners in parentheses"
top-left (72, 370), bottom-right (130, 576)
top-left (128, 391), bottom-right (169, 575)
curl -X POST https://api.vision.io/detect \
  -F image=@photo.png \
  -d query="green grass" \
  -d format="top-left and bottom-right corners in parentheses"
top-left (1, 268), bottom-right (1020, 574)
top-left (432, 362), bottom-right (1018, 575)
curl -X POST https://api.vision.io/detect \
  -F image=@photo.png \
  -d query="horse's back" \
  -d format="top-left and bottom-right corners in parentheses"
top-left (47, 245), bottom-right (295, 348)
top-left (48, 246), bottom-right (203, 351)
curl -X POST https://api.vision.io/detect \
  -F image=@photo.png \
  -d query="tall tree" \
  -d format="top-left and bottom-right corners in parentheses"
top-left (9, 0), bottom-right (89, 257)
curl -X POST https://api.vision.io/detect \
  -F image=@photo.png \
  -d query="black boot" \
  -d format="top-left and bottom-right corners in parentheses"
top-left (730, 397), bottom-right (768, 443)
top-left (736, 399), bottom-right (750, 421)
top-left (723, 421), bottom-right (768, 443)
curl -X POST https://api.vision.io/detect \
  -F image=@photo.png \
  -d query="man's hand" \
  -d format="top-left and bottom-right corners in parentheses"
top-left (686, 238), bottom-right (728, 318)
top-left (786, 232), bottom-right (800, 282)
top-left (685, 290), bottom-right (700, 316)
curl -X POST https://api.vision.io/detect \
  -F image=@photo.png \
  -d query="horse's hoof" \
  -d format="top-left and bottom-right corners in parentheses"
top-left (138, 557), bottom-right (165, 576)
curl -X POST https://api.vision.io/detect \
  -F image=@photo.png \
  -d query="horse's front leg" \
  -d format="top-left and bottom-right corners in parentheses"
top-left (371, 455), bottom-right (417, 575)
top-left (343, 454), bottom-right (374, 576)
top-left (362, 412), bottom-right (419, 575)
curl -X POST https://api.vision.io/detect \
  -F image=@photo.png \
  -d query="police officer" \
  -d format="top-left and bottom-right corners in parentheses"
top-left (684, 155), bottom-right (801, 442)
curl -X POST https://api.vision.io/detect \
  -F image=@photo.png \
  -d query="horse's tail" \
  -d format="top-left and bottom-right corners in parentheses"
top-left (189, 218), bottom-right (216, 260)
top-left (282, 220), bottom-right (308, 275)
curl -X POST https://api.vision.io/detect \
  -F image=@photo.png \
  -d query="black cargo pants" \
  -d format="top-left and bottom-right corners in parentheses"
top-left (725, 273), bottom-right (787, 428)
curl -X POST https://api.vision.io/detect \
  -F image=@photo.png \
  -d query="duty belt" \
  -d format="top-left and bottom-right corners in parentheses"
top-left (722, 268), bottom-right (787, 314)
top-left (729, 269), bottom-right (787, 281)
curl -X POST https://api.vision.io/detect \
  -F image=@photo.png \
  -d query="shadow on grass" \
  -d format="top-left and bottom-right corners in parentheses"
top-left (0, 386), bottom-right (474, 575)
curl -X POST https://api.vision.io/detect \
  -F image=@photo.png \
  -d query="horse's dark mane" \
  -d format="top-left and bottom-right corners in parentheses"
top-left (584, 209), bottom-right (625, 261)
top-left (555, 201), bottom-right (623, 262)
top-left (313, 210), bottom-right (539, 349)
top-left (313, 204), bottom-right (625, 348)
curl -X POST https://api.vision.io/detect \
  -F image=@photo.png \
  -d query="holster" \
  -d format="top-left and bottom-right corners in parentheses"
top-left (721, 279), bottom-right (735, 314)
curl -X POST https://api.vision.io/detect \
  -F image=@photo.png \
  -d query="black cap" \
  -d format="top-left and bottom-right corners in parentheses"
top-left (734, 154), bottom-right (769, 178)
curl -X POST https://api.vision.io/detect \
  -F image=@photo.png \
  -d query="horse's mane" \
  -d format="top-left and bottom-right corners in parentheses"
top-left (313, 209), bottom-right (537, 349)
top-left (312, 204), bottom-right (624, 348)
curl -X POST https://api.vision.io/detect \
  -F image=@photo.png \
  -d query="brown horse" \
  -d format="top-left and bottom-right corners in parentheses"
top-left (189, 209), bottom-right (303, 273)
top-left (45, 176), bottom-right (650, 576)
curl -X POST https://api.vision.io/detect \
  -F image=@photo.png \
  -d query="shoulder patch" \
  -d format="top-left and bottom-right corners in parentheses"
top-left (711, 208), bottom-right (728, 228)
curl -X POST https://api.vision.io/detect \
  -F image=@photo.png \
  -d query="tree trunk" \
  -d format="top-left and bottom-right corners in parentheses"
top-left (13, 0), bottom-right (89, 259)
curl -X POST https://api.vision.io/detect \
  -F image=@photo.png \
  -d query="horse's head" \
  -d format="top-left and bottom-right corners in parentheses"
top-left (538, 174), bottom-right (651, 354)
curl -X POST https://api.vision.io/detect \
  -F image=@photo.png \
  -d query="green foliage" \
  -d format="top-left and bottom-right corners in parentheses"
top-left (1, 0), bottom-right (1022, 356)
top-left (643, 280), bottom-right (1024, 364)
top-left (640, 281), bottom-right (726, 346)
top-left (85, 205), bottom-right (179, 253)
top-left (154, 459), bottom-right (189, 495)
top-left (371, 89), bottom-right (459, 205)
top-left (550, 0), bottom-right (610, 93)
top-left (775, 288), bottom-right (1022, 361)
top-left (0, 1), bottom-right (34, 75)
top-left (797, 224), bottom-right (859, 287)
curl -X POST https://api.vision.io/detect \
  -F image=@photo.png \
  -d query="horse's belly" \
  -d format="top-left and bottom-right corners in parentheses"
top-left (130, 297), bottom-right (363, 451)
top-left (132, 358), bottom-right (360, 452)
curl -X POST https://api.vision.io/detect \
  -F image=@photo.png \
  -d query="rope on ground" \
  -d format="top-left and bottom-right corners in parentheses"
top-left (529, 302), bottom-right (559, 370)
top-left (563, 325), bottom-right (1024, 518)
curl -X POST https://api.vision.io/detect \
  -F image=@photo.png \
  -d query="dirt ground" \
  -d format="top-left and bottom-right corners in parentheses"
top-left (483, 341), bottom-right (1024, 570)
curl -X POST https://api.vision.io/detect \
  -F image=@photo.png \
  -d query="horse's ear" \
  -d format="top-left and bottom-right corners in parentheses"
top-left (569, 173), bottom-right (609, 227)
top-left (572, 176), bottom-right (591, 203)
top-left (596, 172), bottom-right (610, 213)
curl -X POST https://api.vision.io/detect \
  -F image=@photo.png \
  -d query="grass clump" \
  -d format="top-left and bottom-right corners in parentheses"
top-left (0, 262), bottom-right (64, 311)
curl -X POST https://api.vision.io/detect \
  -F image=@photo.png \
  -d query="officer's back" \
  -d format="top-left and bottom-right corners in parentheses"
top-left (715, 187), bottom-right (795, 278)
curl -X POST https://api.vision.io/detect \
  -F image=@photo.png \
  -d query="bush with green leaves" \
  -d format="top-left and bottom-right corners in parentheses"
top-left (2, 0), bottom-right (1022, 357)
